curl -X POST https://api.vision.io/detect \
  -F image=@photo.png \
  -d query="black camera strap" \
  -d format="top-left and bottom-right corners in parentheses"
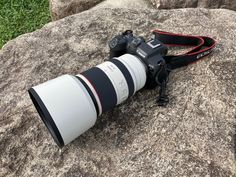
top-left (108, 30), bottom-right (216, 106)
top-left (152, 30), bottom-right (216, 106)
top-left (153, 30), bottom-right (216, 70)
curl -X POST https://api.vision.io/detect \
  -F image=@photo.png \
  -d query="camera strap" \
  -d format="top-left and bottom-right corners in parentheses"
top-left (152, 30), bottom-right (216, 106)
top-left (153, 30), bottom-right (216, 69)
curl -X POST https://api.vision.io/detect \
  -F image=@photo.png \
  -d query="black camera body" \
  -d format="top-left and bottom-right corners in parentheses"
top-left (109, 30), bottom-right (169, 90)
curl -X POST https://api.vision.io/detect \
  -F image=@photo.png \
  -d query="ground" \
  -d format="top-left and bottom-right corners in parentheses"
top-left (0, 0), bottom-right (50, 48)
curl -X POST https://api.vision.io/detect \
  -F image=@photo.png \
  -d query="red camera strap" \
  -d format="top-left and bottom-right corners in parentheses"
top-left (153, 30), bottom-right (217, 69)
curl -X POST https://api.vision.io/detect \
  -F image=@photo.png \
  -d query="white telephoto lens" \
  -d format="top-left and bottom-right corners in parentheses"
top-left (28, 54), bottom-right (147, 147)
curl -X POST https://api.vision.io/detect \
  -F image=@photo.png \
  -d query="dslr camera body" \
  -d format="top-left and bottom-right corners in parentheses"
top-left (109, 30), bottom-right (169, 91)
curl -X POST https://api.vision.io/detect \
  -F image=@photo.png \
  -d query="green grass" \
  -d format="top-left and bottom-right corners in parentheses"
top-left (0, 0), bottom-right (51, 48)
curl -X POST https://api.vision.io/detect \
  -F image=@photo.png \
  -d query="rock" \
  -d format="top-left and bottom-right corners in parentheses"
top-left (50, 0), bottom-right (154, 20)
top-left (49, 0), bottom-right (235, 21)
top-left (92, 0), bottom-right (153, 10)
top-left (49, 0), bottom-right (103, 20)
top-left (0, 8), bottom-right (236, 177)
top-left (150, 0), bottom-right (236, 11)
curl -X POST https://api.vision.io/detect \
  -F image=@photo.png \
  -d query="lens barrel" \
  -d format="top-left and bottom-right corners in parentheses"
top-left (28, 54), bottom-right (147, 147)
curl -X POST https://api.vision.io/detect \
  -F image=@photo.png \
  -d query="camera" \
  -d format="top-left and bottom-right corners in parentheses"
top-left (109, 30), bottom-right (169, 89)
top-left (28, 30), bottom-right (169, 147)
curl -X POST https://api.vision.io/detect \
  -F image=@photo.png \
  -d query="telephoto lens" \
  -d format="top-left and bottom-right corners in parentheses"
top-left (28, 54), bottom-right (147, 147)
top-left (28, 29), bottom-right (216, 147)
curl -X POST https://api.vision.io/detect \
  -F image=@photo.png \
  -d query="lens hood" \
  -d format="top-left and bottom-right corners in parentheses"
top-left (29, 75), bottom-right (97, 147)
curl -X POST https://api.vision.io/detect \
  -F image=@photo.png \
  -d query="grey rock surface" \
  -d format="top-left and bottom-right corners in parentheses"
top-left (0, 8), bottom-right (236, 177)
top-left (49, 0), bottom-right (235, 21)
top-left (92, 0), bottom-right (153, 10)
top-left (50, 0), bottom-right (154, 20)
top-left (49, 0), bottom-right (103, 20)
top-left (151, 0), bottom-right (236, 11)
